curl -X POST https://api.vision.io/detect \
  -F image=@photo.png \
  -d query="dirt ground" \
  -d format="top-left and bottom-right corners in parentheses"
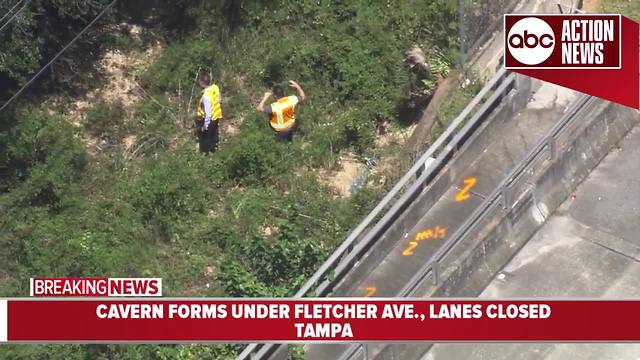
top-left (56, 24), bottom-right (163, 156)
top-left (318, 156), bottom-right (363, 197)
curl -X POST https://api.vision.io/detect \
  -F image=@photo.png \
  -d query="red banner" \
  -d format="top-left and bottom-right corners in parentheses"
top-left (504, 14), bottom-right (640, 109)
top-left (1, 299), bottom-right (640, 342)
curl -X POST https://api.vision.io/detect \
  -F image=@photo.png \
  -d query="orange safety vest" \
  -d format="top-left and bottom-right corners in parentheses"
top-left (269, 96), bottom-right (299, 132)
top-left (196, 84), bottom-right (223, 120)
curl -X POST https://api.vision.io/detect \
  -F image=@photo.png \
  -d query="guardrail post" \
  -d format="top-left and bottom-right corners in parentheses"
top-left (513, 74), bottom-right (532, 110)
top-left (501, 186), bottom-right (509, 210)
top-left (432, 262), bottom-right (440, 286)
top-left (546, 137), bottom-right (556, 160)
top-left (423, 157), bottom-right (435, 178)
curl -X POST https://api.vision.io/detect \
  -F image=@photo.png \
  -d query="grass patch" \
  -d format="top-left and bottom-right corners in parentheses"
top-left (603, 0), bottom-right (640, 21)
top-left (430, 76), bottom-right (482, 139)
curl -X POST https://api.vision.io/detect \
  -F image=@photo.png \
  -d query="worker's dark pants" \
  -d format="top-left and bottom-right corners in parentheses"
top-left (198, 120), bottom-right (219, 154)
top-left (274, 122), bottom-right (297, 142)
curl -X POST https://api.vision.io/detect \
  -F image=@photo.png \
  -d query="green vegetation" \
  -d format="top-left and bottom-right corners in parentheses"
top-left (0, 0), bottom-right (117, 99)
top-left (0, 1), bottom-right (463, 358)
top-left (603, 0), bottom-right (640, 22)
top-left (431, 77), bottom-right (481, 139)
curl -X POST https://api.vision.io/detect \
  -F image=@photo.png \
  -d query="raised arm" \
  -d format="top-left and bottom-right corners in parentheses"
top-left (289, 80), bottom-right (306, 101)
top-left (257, 92), bottom-right (272, 112)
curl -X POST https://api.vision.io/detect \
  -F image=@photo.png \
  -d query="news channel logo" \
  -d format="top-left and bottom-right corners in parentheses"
top-left (504, 14), bottom-right (622, 69)
top-left (507, 17), bottom-right (555, 66)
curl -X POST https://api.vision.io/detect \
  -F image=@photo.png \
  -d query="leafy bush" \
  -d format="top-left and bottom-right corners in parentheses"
top-left (141, 37), bottom-right (217, 93)
top-left (83, 100), bottom-right (127, 140)
top-left (219, 225), bottom-right (328, 297)
top-left (0, 0), bottom-right (117, 97)
top-left (126, 147), bottom-right (209, 242)
top-left (221, 118), bottom-right (290, 185)
top-left (1, 108), bottom-right (86, 205)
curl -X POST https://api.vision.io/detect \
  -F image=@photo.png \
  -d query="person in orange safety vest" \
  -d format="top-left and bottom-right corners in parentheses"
top-left (256, 80), bottom-right (306, 141)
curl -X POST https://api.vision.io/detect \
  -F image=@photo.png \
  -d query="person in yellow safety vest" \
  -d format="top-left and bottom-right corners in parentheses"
top-left (257, 80), bottom-right (306, 141)
top-left (196, 74), bottom-right (223, 154)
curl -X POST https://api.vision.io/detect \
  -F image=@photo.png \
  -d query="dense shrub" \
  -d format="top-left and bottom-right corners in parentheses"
top-left (221, 120), bottom-right (290, 185)
top-left (126, 147), bottom-right (209, 242)
top-left (83, 100), bottom-right (127, 140)
top-left (1, 109), bottom-right (86, 203)
top-left (0, 0), bottom-right (118, 98)
top-left (219, 229), bottom-right (328, 297)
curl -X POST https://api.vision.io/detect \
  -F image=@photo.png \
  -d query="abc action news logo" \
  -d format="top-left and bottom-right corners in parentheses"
top-left (505, 14), bottom-right (621, 69)
top-left (30, 278), bottom-right (162, 297)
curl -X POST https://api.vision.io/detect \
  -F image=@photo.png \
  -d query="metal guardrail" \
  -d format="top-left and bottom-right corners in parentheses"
top-left (236, 67), bottom-right (516, 360)
top-left (338, 94), bottom-right (595, 360)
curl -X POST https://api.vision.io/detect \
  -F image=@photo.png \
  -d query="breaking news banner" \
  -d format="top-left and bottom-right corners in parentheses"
top-left (1, 299), bottom-right (640, 343)
top-left (29, 278), bottom-right (162, 297)
top-left (504, 14), bottom-right (640, 109)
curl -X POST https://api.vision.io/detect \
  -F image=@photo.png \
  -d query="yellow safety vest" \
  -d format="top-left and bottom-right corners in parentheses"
top-left (196, 84), bottom-right (223, 120)
top-left (269, 96), bottom-right (298, 132)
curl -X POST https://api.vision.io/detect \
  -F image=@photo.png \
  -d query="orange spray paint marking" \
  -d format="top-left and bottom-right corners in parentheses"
top-left (403, 226), bottom-right (447, 256)
top-left (415, 226), bottom-right (447, 242)
top-left (455, 177), bottom-right (477, 202)
top-left (364, 286), bottom-right (377, 297)
top-left (415, 229), bottom-right (433, 241)
top-left (402, 241), bottom-right (418, 256)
